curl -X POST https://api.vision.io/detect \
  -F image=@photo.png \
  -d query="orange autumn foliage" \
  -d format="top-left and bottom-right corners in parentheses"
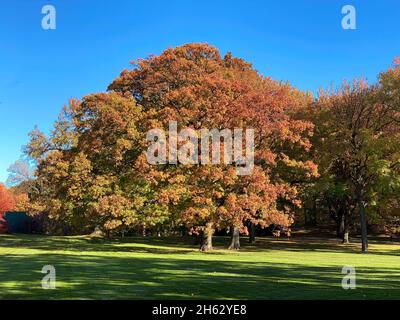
top-left (0, 184), bottom-right (15, 214)
top-left (109, 43), bottom-right (317, 246)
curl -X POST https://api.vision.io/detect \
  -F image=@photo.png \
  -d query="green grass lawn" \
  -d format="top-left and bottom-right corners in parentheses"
top-left (0, 234), bottom-right (399, 299)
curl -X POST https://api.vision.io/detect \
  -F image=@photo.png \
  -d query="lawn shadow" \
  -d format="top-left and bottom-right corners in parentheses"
top-left (1, 234), bottom-right (399, 257)
top-left (0, 252), bottom-right (399, 299)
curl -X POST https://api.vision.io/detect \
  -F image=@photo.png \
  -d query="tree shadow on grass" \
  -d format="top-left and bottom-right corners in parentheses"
top-left (0, 235), bottom-right (201, 255)
top-left (1, 234), bottom-right (399, 257)
top-left (238, 237), bottom-right (400, 257)
top-left (0, 252), bottom-right (399, 300)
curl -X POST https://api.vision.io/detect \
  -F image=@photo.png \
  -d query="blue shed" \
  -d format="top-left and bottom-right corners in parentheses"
top-left (4, 212), bottom-right (31, 234)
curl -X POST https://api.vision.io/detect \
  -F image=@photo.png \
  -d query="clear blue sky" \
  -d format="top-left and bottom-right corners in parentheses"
top-left (1, 0), bottom-right (400, 183)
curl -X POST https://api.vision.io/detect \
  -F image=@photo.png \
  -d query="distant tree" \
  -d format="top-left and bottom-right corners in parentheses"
top-left (311, 61), bottom-right (400, 252)
top-left (6, 159), bottom-right (34, 187)
top-left (0, 184), bottom-right (15, 214)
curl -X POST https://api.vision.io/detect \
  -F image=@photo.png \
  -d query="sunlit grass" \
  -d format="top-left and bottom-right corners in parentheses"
top-left (0, 234), bottom-right (399, 299)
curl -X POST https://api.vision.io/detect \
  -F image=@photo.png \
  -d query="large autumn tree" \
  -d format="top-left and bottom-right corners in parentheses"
top-left (25, 43), bottom-right (316, 247)
top-left (109, 43), bottom-right (317, 250)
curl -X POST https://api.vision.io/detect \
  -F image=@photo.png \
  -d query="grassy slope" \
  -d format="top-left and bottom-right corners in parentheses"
top-left (0, 234), bottom-right (399, 299)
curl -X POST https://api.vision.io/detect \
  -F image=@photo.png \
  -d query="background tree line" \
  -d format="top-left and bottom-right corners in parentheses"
top-left (4, 44), bottom-right (400, 252)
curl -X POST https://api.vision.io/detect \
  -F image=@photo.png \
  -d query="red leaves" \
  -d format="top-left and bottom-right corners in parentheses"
top-left (0, 184), bottom-right (15, 214)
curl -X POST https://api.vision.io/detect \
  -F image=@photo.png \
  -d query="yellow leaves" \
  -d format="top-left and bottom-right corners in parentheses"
top-left (256, 150), bottom-right (277, 166)
top-left (182, 207), bottom-right (211, 222)
top-left (88, 176), bottom-right (113, 199)
top-left (48, 199), bottom-right (62, 218)
top-left (168, 174), bottom-right (186, 184)
top-left (14, 193), bottom-right (30, 212)
top-left (26, 201), bottom-right (46, 216)
top-left (212, 190), bottom-right (224, 199)
top-left (115, 138), bottom-right (133, 161)
top-left (217, 206), bottom-right (228, 216)
top-left (279, 153), bottom-right (319, 178)
top-left (192, 196), bottom-right (213, 207)
top-left (223, 167), bottom-right (237, 186)
top-left (94, 195), bottom-right (136, 231)
top-left (225, 193), bottom-right (237, 209)
top-left (304, 160), bottom-right (319, 178)
top-left (157, 187), bottom-right (186, 205)
top-left (292, 199), bottom-right (302, 209)
top-left (104, 219), bottom-right (122, 230)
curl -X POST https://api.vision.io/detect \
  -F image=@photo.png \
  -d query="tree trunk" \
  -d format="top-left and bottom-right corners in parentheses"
top-left (200, 222), bottom-right (214, 251)
top-left (229, 226), bottom-right (241, 250)
top-left (247, 221), bottom-right (255, 244)
top-left (336, 209), bottom-right (345, 238)
top-left (342, 230), bottom-right (349, 244)
top-left (342, 214), bottom-right (350, 244)
top-left (356, 185), bottom-right (368, 252)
